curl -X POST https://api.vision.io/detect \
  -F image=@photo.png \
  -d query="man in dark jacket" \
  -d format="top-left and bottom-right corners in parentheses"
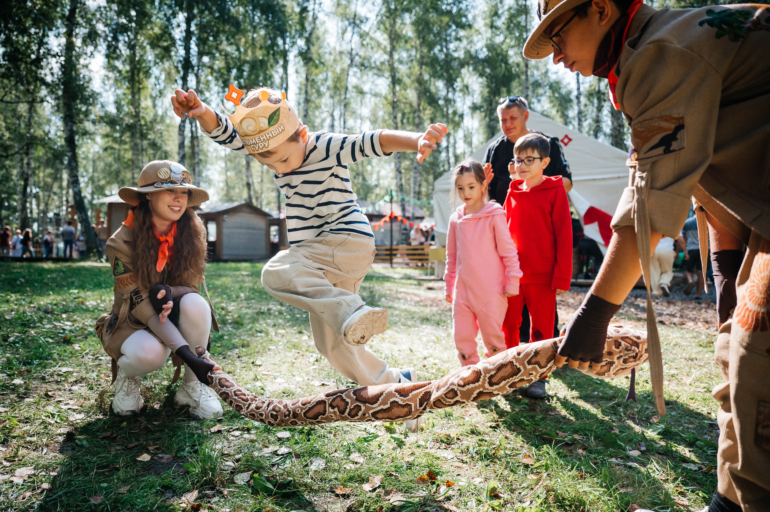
top-left (484, 96), bottom-right (573, 206)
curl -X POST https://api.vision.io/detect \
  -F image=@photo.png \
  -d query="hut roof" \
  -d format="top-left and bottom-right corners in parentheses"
top-left (94, 193), bottom-right (126, 204)
top-left (197, 202), bottom-right (271, 218)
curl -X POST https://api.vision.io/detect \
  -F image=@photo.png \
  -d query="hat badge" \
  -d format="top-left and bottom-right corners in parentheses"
top-left (158, 168), bottom-right (171, 179)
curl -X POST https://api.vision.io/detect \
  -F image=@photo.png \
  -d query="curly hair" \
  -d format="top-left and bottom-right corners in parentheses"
top-left (129, 200), bottom-right (207, 292)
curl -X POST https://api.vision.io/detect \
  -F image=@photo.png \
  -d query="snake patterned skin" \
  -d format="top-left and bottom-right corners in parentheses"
top-left (200, 324), bottom-right (647, 427)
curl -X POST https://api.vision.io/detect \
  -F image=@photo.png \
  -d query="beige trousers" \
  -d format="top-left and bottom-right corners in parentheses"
top-left (261, 232), bottom-right (401, 386)
top-left (714, 233), bottom-right (770, 511)
top-left (650, 249), bottom-right (676, 296)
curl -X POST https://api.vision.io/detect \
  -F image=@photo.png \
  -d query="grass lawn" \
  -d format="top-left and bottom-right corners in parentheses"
top-left (0, 261), bottom-right (720, 511)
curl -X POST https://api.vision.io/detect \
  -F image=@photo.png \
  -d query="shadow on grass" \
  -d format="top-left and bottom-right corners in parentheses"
top-left (35, 402), bottom-right (315, 511)
top-left (474, 366), bottom-right (717, 510)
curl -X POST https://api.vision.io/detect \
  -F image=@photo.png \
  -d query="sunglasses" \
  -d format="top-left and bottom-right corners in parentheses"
top-left (498, 96), bottom-right (524, 107)
top-left (548, 2), bottom-right (590, 52)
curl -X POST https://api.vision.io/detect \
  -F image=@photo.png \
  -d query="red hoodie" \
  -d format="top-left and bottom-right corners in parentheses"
top-left (504, 176), bottom-right (572, 291)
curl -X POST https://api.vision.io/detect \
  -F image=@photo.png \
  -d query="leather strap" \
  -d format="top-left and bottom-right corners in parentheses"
top-left (694, 204), bottom-right (709, 293)
top-left (632, 167), bottom-right (666, 416)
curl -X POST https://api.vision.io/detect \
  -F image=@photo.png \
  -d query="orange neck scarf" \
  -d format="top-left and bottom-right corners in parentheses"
top-left (123, 208), bottom-right (136, 228)
top-left (154, 222), bottom-right (177, 273)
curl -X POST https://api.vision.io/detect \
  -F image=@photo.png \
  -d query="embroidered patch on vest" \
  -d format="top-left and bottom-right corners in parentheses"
top-left (113, 258), bottom-right (132, 276)
top-left (734, 239), bottom-right (770, 332)
top-left (631, 116), bottom-right (685, 159)
top-left (128, 289), bottom-right (145, 312)
top-left (698, 6), bottom-right (770, 43)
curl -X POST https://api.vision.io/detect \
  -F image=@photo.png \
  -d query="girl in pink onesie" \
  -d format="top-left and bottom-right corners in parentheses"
top-left (444, 160), bottom-right (522, 366)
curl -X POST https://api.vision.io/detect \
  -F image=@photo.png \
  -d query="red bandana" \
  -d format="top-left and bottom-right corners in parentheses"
top-left (592, 0), bottom-right (643, 109)
top-left (153, 222), bottom-right (177, 273)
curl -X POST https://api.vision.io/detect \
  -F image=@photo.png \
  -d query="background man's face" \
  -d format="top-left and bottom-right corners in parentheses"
top-left (499, 106), bottom-right (528, 141)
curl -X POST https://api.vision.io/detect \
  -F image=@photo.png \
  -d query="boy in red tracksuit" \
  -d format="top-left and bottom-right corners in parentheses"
top-left (503, 133), bottom-right (572, 354)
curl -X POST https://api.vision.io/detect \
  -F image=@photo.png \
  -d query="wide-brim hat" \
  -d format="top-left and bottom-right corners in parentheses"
top-left (523, 0), bottom-right (587, 60)
top-left (119, 160), bottom-right (209, 208)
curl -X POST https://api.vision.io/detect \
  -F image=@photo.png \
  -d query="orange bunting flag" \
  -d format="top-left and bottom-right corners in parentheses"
top-left (402, 219), bottom-right (407, 225)
top-left (374, 225), bottom-right (379, 231)
top-left (409, 222), bottom-right (414, 228)
top-left (397, 216), bottom-right (402, 221)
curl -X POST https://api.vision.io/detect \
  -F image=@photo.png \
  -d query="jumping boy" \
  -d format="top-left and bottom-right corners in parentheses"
top-left (503, 133), bottom-right (572, 398)
top-left (170, 87), bottom-right (447, 399)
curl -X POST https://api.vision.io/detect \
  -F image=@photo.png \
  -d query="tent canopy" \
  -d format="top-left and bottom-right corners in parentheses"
top-left (433, 110), bottom-right (628, 250)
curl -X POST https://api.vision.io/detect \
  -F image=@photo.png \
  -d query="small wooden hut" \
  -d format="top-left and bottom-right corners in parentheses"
top-left (197, 202), bottom-right (271, 261)
top-left (94, 194), bottom-right (132, 238)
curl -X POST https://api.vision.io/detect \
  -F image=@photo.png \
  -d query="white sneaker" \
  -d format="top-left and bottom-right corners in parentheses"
top-left (175, 381), bottom-right (223, 419)
top-left (661, 283), bottom-right (671, 297)
top-left (342, 306), bottom-right (388, 346)
top-left (112, 368), bottom-right (143, 416)
top-left (398, 368), bottom-right (424, 433)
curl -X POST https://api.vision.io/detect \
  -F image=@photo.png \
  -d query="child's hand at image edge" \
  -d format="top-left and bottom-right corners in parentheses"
top-left (416, 123), bottom-right (449, 163)
top-left (446, 294), bottom-right (453, 304)
top-left (171, 89), bottom-right (207, 120)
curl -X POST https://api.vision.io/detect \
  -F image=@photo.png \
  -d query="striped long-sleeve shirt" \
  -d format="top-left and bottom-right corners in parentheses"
top-left (202, 112), bottom-right (389, 244)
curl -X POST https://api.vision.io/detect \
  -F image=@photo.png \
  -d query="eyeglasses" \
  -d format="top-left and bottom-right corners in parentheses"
top-left (513, 157), bottom-right (543, 166)
top-left (498, 96), bottom-right (523, 107)
top-left (548, 2), bottom-right (589, 52)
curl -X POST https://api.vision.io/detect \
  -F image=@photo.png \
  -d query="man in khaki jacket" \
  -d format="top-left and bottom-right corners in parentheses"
top-left (523, 0), bottom-right (769, 510)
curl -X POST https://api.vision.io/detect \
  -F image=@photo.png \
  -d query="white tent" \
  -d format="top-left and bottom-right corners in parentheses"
top-left (433, 110), bottom-right (628, 252)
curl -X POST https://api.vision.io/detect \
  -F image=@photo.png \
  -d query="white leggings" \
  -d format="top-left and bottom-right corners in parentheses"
top-left (118, 293), bottom-right (212, 383)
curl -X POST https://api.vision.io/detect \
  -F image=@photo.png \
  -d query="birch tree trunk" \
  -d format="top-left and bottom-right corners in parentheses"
top-left (129, 22), bottom-right (142, 185)
top-left (177, 0), bottom-right (194, 166)
top-left (387, 0), bottom-right (405, 243)
top-left (62, 0), bottom-right (97, 254)
top-left (244, 155), bottom-right (254, 204)
top-left (341, 0), bottom-right (358, 133)
top-left (301, 0), bottom-right (318, 124)
top-left (410, 21), bottom-right (425, 224)
top-left (575, 73), bottom-right (583, 133)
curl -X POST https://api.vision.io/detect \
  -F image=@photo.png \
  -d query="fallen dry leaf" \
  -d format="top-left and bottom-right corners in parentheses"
top-left (276, 431), bottom-right (291, 439)
top-left (126, 442), bottom-right (141, 449)
top-left (349, 453), bottom-right (364, 464)
top-left (651, 416), bottom-right (660, 424)
top-left (14, 467), bottom-right (35, 478)
top-left (136, 454), bottom-right (151, 462)
top-left (156, 454), bottom-right (173, 464)
top-left (445, 480), bottom-right (454, 487)
top-left (415, 474), bottom-right (431, 485)
top-left (427, 470), bottom-right (437, 481)
top-left (117, 485), bottom-right (131, 493)
top-left (182, 489), bottom-right (199, 503)
top-left (521, 454), bottom-right (535, 465)
top-left (147, 445), bottom-right (159, 451)
top-left (628, 450), bottom-right (641, 456)
top-left (362, 475), bottom-right (383, 492)
top-left (332, 485), bottom-right (352, 496)
top-left (384, 489), bottom-right (407, 505)
top-left (233, 472), bottom-right (252, 485)
top-left (41, 483), bottom-right (52, 490)
top-left (89, 495), bottom-right (103, 504)
top-left (209, 425), bottom-right (225, 434)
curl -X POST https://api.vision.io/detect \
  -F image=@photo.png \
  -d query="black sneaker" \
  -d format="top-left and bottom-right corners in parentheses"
top-left (525, 379), bottom-right (547, 399)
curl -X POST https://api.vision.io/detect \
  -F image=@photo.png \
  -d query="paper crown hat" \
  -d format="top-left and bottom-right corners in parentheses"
top-left (223, 85), bottom-right (300, 155)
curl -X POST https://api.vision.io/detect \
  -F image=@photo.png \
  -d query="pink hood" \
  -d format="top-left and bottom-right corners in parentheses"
top-left (445, 201), bottom-right (522, 300)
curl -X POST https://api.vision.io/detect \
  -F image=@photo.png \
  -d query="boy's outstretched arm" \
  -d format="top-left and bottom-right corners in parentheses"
top-left (171, 89), bottom-right (220, 134)
top-left (380, 123), bottom-right (449, 163)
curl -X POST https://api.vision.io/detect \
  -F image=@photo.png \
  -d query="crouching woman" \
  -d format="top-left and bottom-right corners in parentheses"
top-left (96, 160), bottom-right (222, 419)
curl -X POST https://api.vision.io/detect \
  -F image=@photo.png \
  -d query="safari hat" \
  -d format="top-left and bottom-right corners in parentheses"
top-left (119, 161), bottom-right (209, 207)
top-left (523, 0), bottom-right (589, 59)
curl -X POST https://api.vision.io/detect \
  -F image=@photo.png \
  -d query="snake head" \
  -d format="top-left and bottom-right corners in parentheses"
top-left (195, 346), bottom-right (224, 374)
